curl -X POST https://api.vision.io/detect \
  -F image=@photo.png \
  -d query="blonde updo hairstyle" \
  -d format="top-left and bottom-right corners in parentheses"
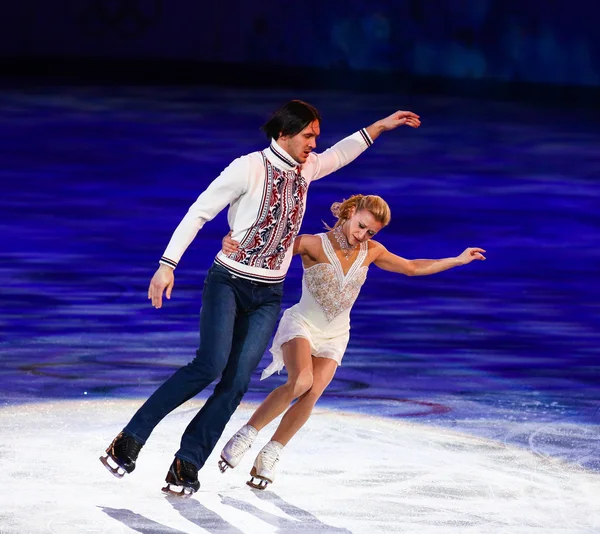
top-left (327, 194), bottom-right (391, 230)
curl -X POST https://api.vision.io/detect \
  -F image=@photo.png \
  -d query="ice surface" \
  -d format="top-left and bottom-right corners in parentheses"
top-left (1, 399), bottom-right (599, 533)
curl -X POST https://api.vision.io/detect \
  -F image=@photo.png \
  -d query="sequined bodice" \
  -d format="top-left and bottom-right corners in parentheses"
top-left (300, 233), bottom-right (368, 323)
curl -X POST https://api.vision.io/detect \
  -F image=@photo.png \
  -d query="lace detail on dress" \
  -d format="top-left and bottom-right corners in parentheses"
top-left (304, 265), bottom-right (367, 322)
top-left (302, 234), bottom-right (369, 322)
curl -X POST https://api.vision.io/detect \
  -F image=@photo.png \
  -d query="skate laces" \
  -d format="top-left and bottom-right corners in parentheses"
top-left (230, 427), bottom-right (256, 456)
top-left (176, 458), bottom-right (198, 479)
top-left (116, 434), bottom-right (142, 459)
top-left (260, 443), bottom-right (281, 470)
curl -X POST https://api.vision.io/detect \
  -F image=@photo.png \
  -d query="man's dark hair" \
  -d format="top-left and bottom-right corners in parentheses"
top-left (261, 100), bottom-right (321, 140)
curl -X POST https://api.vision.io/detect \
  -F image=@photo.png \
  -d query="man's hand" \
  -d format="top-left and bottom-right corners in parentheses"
top-left (222, 231), bottom-right (240, 255)
top-left (366, 110), bottom-right (421, 140)
top-left (148, 264), bottom-right (175, 309)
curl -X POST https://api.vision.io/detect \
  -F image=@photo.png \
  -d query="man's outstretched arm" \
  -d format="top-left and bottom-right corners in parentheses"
top-left (312, 110), bottom-right (420, 181)
top-left (365, 110), bottom-right (420, 141)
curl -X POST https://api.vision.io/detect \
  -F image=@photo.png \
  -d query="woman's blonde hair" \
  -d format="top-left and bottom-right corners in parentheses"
top-left (325, 194), bottom-right (391, 229)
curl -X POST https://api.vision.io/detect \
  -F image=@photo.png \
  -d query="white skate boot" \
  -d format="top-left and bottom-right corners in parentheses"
top-left (247, 440), bottom-right (283, 490)
top-left (218, 424), bottom-right (258, 473)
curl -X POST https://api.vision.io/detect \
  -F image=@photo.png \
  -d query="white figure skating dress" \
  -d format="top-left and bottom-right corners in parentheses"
top-left (261, 233), bottom-right (369, 379)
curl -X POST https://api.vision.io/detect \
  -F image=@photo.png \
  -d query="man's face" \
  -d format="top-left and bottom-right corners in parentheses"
top-left (277, 120), bottom-right (320, 164)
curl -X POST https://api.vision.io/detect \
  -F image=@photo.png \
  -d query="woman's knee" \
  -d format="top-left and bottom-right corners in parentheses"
top-left (304, 358), bottom-right (336, 401)
top-left (288, 370), bottom-right (313, 398)
top-left (305, 379), bottom-right (331, 403)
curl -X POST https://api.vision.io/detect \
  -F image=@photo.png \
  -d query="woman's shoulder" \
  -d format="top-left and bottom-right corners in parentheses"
top-left (364, 239), bottom-right (387, 263)
top-left (296, 234), bottom-right (325, 261)
top-left (297, 233), bottom-right (325, 245)
top-left (367, 239), bottom-right (386, 252)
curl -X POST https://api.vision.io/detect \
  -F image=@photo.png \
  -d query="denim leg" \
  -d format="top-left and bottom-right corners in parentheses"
top-left (124, 270), bottom-right (238, 443)
top-left (176, 291), bottom-right (281, 468)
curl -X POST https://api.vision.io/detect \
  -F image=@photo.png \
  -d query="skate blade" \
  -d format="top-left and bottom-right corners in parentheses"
top-left (99, 454), bottom-right (126, 478)
top-left (247, 467), bottom-right (272, 490)
top-left (161, 483), bottom-right (195, 498)
top-left (218, 458), bottom-right (232, 473)
top-left (247, 476), bottom-right (269, 490)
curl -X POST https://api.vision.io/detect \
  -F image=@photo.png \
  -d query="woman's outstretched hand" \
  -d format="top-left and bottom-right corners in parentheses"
top-left (457, 247), bottom-right (486, 265)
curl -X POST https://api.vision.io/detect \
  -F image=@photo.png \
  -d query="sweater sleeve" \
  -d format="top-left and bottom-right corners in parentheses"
top-left (310, 129), bottom-right (373, 181)
top-left (159, 156), bottom-right (250, 268)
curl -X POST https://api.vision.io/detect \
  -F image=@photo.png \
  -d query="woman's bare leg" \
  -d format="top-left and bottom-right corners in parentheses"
top-left (270, 356), bottom-right (337, 446)
top-left (247, 338), bottom-right (314, 431)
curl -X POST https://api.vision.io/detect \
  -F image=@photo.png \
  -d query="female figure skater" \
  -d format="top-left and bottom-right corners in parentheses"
top-left (217, 194), bottom-right (485, 489)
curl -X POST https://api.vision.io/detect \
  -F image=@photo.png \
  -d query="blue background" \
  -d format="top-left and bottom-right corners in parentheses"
top-left (1, 1), bottom-right (599, 472)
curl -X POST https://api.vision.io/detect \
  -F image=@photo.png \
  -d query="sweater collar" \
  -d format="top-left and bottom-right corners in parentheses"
top-left (265, 139), bottom-right (300, 172)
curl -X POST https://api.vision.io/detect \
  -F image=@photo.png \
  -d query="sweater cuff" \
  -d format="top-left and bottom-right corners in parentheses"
top-left (159, 256), bottom-right (178, 269)
top-left (359, 128), bottom-right (373, 147)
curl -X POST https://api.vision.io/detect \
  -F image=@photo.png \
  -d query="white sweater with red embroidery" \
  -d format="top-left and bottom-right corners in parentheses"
top-left (159, 129), bottom-right (373, 283)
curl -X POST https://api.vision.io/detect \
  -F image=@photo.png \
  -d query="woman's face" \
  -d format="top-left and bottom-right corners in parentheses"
top-left (343, 208), bottom-right (384, 246)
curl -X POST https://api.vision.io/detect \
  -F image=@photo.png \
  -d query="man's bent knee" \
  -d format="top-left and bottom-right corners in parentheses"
top-left (186, 354), bottom-right (225, 384)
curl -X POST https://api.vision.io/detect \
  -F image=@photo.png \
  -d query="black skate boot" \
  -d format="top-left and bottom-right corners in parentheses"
top-left (99, 432), bottom-right (143, 478)
top-left (162, 457), bottom-right (200, 497)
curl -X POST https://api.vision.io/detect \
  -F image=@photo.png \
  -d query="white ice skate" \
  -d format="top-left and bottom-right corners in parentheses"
top-left (218, 424), bottom-right (258, 473)
top-left (247, 441), bottom-right (283, 490)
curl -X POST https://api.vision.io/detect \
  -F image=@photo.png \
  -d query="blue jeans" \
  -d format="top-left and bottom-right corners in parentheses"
top-left (124, 262), bottom-right (283, 469)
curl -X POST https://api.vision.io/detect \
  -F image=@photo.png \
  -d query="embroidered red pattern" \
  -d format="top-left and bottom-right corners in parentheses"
top-left (231, 159), bottom-right (307, 270)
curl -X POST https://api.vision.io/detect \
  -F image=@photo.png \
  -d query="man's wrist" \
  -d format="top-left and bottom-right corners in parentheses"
top-left (365, 122), bottom-right (385, 142)
top-left (159, 257), bottom-right (177, 270)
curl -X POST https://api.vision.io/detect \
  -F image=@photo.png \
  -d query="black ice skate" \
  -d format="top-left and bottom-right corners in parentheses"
top-left (162, 458), bottom-right (200, 497)
top-left (99, 432), bottom-right (143, 478)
